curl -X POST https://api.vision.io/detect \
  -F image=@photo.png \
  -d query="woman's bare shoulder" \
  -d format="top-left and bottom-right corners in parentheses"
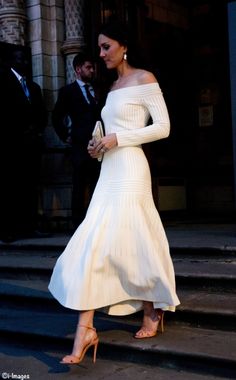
top-left (136, 69), bottom-right (158, 85)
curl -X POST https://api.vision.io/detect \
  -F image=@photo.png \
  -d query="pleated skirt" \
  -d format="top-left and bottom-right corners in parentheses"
top-left (48, 146), bottom-right (180, 315)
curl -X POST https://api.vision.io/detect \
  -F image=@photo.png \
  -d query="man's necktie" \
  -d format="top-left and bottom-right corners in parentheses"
top-left (20, 77), bottom-right (30, 101)
top-left (84, 84), bottom-right (96, 105)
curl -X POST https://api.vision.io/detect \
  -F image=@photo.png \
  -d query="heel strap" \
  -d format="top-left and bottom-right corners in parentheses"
top-left (78, 324), bottom-right (96, 332)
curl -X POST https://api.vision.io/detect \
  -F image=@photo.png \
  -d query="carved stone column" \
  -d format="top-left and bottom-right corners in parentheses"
top-left (0, 0), bottom-right (27, 45)
top-left (61, 0), bottom-right (86, 83)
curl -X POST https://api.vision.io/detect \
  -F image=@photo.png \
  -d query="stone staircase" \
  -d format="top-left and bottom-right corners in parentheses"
top-left (0, 239), bottom-right (236, 379)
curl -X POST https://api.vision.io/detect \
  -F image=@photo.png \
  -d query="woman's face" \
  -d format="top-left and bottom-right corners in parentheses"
top-left (98, 34), bottom-right (126, 69)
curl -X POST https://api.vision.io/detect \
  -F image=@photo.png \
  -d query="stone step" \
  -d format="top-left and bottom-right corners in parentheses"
top-left (0, 234), bottom-right (69, 252)
top-left (0, 306), bottom-right (235, 379)
top-left (1, 230), bottom-right (236, 378)
top-left (0, 277), bottom-right (235, 331)
top-left (174, 260), bottom-right (236, 290)
top-left (0, 248), bottom-right (236, 262)
top-left (0, 252), bottom-right (235, 291)
top-left (171, 246), bottom-right (236, 259)
top-left (1, 242), bottom-right (236, 258)
top-left (0, 339), bottom-right (232, 380)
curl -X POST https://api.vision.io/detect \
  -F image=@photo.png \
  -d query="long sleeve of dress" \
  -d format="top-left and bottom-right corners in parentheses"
top-left (114, 83), bottom-right (170, 147)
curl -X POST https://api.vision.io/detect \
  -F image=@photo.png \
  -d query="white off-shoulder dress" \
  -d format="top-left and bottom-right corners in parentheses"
top-left (48, 82), bottom-right (180, 315)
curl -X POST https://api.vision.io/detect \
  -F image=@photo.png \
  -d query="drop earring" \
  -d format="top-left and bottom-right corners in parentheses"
top-left (124, 52), bottom-right (127, 61)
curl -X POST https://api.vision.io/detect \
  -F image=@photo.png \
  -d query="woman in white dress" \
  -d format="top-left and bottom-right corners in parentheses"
top-left (48, 21), bottom-right (180, 365)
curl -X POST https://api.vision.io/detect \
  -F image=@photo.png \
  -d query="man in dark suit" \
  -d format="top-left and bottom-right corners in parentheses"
top-left (0, 48), bottom-right (48, 242)
top-left (52, 52), bottom-right (102, 229)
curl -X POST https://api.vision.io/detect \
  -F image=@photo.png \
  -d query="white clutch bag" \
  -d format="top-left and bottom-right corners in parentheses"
top-left (92, 120), bottom-right (104, 162)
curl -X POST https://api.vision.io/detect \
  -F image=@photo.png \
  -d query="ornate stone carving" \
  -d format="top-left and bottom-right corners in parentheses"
top-left (0, 0), bottom-right (27, 45)
top-left (61, 0), bottom-right (86, 83)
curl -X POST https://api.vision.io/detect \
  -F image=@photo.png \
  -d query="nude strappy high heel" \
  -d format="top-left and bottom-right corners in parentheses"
top-left (134, 310), bottom-right (164, 339)
top-left (60, 325), bottom-right (99, 364)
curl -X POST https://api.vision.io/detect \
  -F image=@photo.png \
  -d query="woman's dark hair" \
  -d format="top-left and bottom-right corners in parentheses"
top-left (99, 21), bottom-right (128, 47)
top-left (99, 21), bottom-right (143, 68)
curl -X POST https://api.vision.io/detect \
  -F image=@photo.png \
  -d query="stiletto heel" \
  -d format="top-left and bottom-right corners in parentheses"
top-left (60, 325), bottom-right (99, 364)
top-left (93, 338), bottom-right (99, 363)
top-left (134, 310), bottom-right (164, 339)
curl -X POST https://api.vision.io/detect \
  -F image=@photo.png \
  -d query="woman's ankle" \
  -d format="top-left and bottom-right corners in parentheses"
top-left (143, 303), bottom-right (163, 322)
